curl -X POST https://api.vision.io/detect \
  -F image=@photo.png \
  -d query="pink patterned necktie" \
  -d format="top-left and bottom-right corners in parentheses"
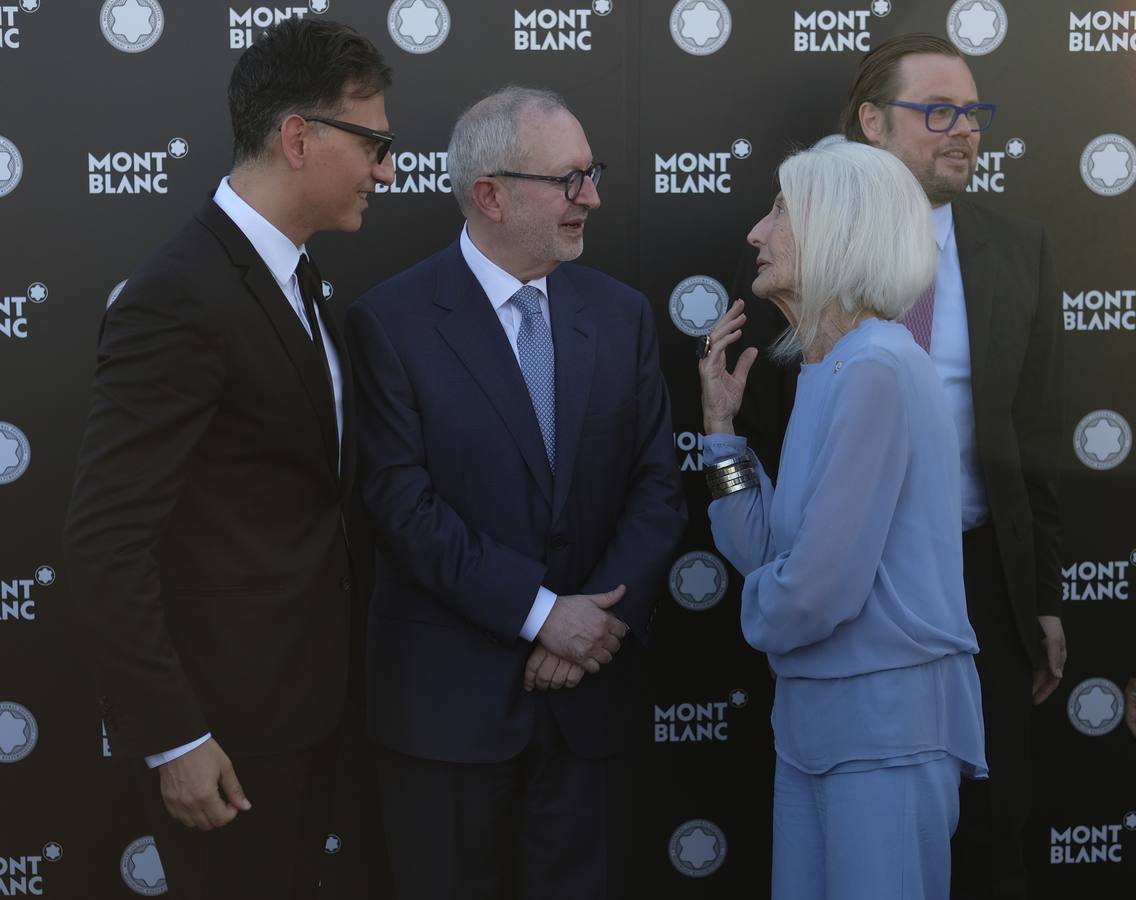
top-left (901, 282), bottom-right (936, 353)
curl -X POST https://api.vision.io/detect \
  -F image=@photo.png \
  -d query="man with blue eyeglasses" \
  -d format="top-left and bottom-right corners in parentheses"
top-left (849, 33), bottom-right (1064, 900)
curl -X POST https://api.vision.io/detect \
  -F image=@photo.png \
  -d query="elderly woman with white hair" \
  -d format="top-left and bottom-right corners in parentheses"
top-left (698, 141), bottom-right (987, 900)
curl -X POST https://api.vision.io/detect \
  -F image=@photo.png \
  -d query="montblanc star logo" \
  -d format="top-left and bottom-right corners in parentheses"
top-left (681, 2), bottom-right (722, 46)
top-left (398, 0), bottom-right (441, 44)
top-left (168, 138), bottom-right (188, 159)
top-left (27, 282), bottom-right (47, 303)
top-left (678, 559), bottom-right (719, 600)
top-left (35, 565), bottom-right (55, 586)
top-left (1075, 685), bottom-right (1117, 728)
top-left (1089, 143), bottom-right (1131, 188)
top-left (728, 688), bottom-right (748, 708)
top-left (872, 0), bottom-right (891, 15)
top-left (0, 710), bottom-right (29, 754)
top-left (0, 153), bottom-right (12, 181)
top-left (679, 285), bottom-right (722, 328)
top-left (1005, 138), bottom-right (1025, 159)
top-left (43, 842), bottom-right (63, 862)
top-left (324, 834), bottom-right (342, 854)
top-left (947, 0), bottom-right (1006, 55)
top-left (955, 2), bottom-right (997, 45)
top-left (121, 837), bottom-right (167, 894)
top-left (1082, 418), bottom-right (1123, 461)
top-left (321, 280), bottom-right (334, 301)
top-left (0, 432), bottom-right (20, 470)
top-left (731, 138), bottom-right (752, 159)
top-left (678, 827), bottom-right (719, 868)
top-left (1124, 811), bottom-right (1136, 831)
top-left (310, 0), bottom-right (330, 12)
top-left (593, 0), bottom-right (613, 14)
top-left (20, 0), bottom-right (40, 12)
top-left (111, 0), bottom-right (156, 43)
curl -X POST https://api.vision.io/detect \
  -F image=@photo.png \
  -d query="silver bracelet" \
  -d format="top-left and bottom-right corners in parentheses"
top-left (705, 454), bottom-right (759, 500)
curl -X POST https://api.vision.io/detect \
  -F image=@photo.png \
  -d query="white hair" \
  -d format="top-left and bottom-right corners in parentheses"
top-left (446, 86), bottom-right (570, 216)
top-left (771, 141), bottom-right (937, 360)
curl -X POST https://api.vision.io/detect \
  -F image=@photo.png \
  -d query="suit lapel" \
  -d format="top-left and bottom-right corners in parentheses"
top-left (548, 267), bottom-right (595, 524)
top-left (434, 244), bottom-right (554, 505)
top-left (196, 201), bottom-right (341, 483)
top-left (953, 199), bottom-right (997, 399)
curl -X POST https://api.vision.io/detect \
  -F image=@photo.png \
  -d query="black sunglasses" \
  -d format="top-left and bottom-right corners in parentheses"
top-left (305, 116), bottom-right (395, 164)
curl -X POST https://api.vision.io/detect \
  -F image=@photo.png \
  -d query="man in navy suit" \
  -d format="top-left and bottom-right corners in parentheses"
top-left (347, 86), bottom-right (686, 900)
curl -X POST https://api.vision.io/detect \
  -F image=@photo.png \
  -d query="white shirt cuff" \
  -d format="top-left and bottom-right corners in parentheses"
top-left (145, 733), bottom-right (212, 768)
top-left (520, 586), bottom-right (557, 642)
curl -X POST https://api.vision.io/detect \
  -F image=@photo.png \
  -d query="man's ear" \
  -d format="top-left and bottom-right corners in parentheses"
top-left (279, 114), bottom-right (309, 171)
top-left (470, 176), bottom-right (506, 223)
top-left (859, 102), bottom-right (888, 147)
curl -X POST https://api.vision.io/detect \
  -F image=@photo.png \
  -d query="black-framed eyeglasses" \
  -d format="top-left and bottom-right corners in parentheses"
top-left (305, 116), bottom-right (395, 164)
top-left (885, 100), bottom-right (997, 133)
top-left (489, 162), bottom-right (606, 201)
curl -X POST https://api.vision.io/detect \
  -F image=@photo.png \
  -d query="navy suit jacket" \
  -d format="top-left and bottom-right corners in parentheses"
top-left (347, 240), bottom-right (686, 763)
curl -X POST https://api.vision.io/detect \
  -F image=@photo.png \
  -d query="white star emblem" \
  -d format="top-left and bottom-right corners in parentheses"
top-left (678, 285), bottom-right (722, 328)
top-left (1124, 811), bottom-right (1136, 831)
top-left (731, 138), bottom-right (752, 159)
top-left (397, 0), bottom-right (441, 45)
top-left (35, 566), bottom-right (55, 586)
top-left (324, 834), bottom-right (342, 854)
top-left (127, 844), bottom-right (166, 888)
top-left (872, 0), bottom-right (891, 16)
top-left (1081, 417), bottom-right (1124, 461)
top-left (1005, 138), bottom-right (1025, 159)
top-left (321, 280), bottom-right (334, 300)
top-left (310, 0), bottom-right (330, 12)
top-left (593, 0), bottom-right (613, 14)
top-left (1075, 685), bottom-right (1117, 728)
top-left (0, 432), bottom-right (20, 471)
top-left (678, 827), bottom-right (719, 869)
top-left (677, 559), bottom-right (719, 601)
top-left (110, 0), bottom-right (156, 44)
top-left (680, 2), bottom-right (722, 47)
top-left (955, 2), bottom-right (998, 46)
top-left (1089, 142), bottom-right (1132, 187)
top-left (0, 152), bottom-right (12, 181)
top-left (168, 138), bottom-right (188, 158)
top-left (728, 689), bottom-right (748, 708)
top-left (21, 0), bottom-right (41, 11)
top-left (27, 282), bottom-right (48, 302)
top-left (0, 710), bottom-right (29, 754)
top-left (43, 842), bottom-right (63, 862)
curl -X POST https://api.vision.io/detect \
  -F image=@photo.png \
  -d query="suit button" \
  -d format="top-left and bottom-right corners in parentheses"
top-left (339, 577), bottom-right (352, 592)
top-left (549, 535), bottom-right (569, 551)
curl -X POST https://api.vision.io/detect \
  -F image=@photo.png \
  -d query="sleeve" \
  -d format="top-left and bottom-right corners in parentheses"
top-left (573, 296), bottom-right (688, 641)
top-left (64, 277), bottom-right (222, 757)
top-left (706, 441), bottom-right (778, 580)
top-left (346, 300), bottom-right (549, 644)
top-left (1015, 226), bottom-right (1063, 618)
top-left (738, 358), bottom-right (908, 656)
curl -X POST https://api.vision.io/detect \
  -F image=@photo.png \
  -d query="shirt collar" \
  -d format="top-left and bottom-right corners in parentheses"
top-left (213, 176), bottom-right (307, 291)
top-left (931, 202), bottom-right (953, 252)
top-left (459, 223), bottom-right (549, 311)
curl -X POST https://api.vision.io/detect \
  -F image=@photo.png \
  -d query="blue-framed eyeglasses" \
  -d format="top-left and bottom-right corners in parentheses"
top-left (885, 100), bottom-right (997, 133)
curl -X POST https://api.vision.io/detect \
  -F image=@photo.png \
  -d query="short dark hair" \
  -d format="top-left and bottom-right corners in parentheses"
top-left (228, 18), bottom-right (392, 165)
top-left (841, 33), bottom-right (963, 144)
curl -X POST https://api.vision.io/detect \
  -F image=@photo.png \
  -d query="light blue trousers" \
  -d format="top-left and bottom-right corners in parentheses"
top-left (771, 755), bottom-right (962, 900)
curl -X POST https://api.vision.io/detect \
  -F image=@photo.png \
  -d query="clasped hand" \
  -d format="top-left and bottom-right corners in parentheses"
top-left (523, 585), bottom-right (628, 692)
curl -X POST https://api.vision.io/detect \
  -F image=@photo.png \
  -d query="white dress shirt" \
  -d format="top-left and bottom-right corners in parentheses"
top-left (145, 178), bottom-right (346, 768)
top-left (928, 203), bottom-right (989, 531)
top-left (459, 225), bottom-right (558, 642)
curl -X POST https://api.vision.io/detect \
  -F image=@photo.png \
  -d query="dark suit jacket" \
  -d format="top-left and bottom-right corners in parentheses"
top-left (65, 200), bottom-right (355, 759)
top-left (734, 196), bottom-right (1062, 668)
top-left (347, 240), bottom-right (687, 763)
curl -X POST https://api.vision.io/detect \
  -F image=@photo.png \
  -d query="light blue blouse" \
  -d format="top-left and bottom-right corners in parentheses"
top-left (707, 318), bottom-right (987, 778)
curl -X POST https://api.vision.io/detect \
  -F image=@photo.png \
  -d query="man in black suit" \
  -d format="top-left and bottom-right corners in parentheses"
top-left (347, 87), bottom-right (687, 900)
top-left (736, 33), bottom-right (1065, 900)
top-left (64, 19), bottom-right (393, 900)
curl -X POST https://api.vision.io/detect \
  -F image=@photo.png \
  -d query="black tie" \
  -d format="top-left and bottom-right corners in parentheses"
top-left (295, 254), bottom-right (334, 387)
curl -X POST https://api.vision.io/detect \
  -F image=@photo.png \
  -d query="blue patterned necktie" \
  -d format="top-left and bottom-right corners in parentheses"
top-left (511, 284), bottom-right (556, 472)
